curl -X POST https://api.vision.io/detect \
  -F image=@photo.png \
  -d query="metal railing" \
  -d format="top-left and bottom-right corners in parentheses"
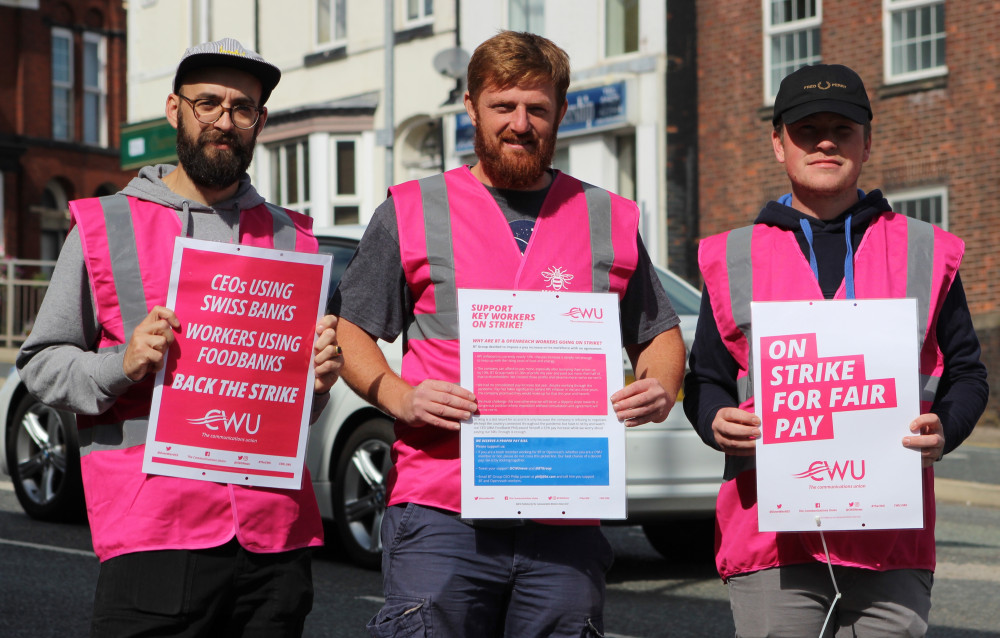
top-left (0, 259), bottom-right (56, 349)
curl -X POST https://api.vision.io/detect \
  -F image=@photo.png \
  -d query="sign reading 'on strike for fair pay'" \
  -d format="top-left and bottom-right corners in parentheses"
top-left (142, 238), bottom-right (331, 490)
top-left (751, 299), bottom-right (924, 532)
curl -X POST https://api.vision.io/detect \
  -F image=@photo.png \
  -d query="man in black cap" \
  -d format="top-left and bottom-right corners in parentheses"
top-left (18, 38), bottom-right (341, 636)
top-left (684, 64), bottom-right (987, 636)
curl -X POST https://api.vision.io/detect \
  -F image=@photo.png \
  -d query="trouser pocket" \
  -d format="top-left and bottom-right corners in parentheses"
top-left (367, 595), bottom-right (427, 637)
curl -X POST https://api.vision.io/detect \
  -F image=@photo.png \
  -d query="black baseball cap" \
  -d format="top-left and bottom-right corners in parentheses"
top-left (772, 64), bottom-right (872, 126)
top-left (173, 38), bottom-right (281, 106)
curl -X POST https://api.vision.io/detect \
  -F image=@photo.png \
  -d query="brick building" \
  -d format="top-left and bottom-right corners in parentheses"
top-left (0, 0), bottom-right (132, 262)
top-left (694, 0), bottom-right (1000, 420)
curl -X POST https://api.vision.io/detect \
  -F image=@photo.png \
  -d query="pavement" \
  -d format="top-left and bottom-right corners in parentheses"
top-left (935, 424), bottom-right (1000, 509)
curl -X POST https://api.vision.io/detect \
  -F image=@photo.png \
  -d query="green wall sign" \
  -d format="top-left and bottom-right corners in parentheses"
top-left (120, 118), bottom-right (177, 170)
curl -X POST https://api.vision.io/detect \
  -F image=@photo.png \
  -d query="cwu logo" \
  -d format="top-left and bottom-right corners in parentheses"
top-left (189, 409), bottom-right (261, 435)
top-left (562, 307), bottom-right (604, 321)
top-left (793, 459), bottom-right (866, 481)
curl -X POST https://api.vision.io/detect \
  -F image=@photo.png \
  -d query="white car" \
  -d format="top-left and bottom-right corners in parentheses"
top-left (0, 225), bottom-right (721, 568)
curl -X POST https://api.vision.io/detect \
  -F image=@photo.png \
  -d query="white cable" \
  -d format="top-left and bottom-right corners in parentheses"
top-left (815, 516), bottom-right (842, 638)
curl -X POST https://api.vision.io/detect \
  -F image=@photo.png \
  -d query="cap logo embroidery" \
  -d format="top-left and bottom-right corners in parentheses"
top-left (803, 81), bottom-right (846, 91)
top-left (218, 47), bottom-right (247, 56)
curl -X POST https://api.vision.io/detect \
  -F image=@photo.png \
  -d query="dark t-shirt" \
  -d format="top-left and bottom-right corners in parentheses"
top-left (330, 180), bottom-right (679, 347)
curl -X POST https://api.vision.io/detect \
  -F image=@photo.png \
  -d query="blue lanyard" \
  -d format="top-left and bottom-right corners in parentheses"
top-left (797, 215), bottom-right (856, 299)
top-left (781, 192), bottom-right (860, 300)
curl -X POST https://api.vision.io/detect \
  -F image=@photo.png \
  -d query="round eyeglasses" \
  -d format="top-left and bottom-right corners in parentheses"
top-left (176, 93), bottom-right (262, 130)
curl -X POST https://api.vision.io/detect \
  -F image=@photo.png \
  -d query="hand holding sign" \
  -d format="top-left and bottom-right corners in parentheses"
top-left (124, 306), bottom-right (181, 381)
top-left (313, 314), bottom-right (342, 394)
top-left (904, 413), bottom-right (945, 467)
top-left (400, 379), bottom-right (477, 432)
top-left (712, 406), bottom-right (761, 456)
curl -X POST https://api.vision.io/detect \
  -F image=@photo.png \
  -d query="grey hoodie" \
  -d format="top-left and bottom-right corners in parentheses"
top-left (17, 165), bottom-right (328, 418)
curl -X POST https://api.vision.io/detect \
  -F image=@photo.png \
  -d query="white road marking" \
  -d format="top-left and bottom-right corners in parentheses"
top-left (0, 537), bottom-right (95, 558)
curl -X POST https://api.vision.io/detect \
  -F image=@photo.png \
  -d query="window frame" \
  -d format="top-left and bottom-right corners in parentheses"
top-left (604, 0), bottom-right (640, 59)
top-left (330, 136), bottom-right (361, 225)
top-left (762, 0), bottom-right (823, 103)
top-left (269, 138), bottom-right (312, 218)
top-left (508, 0), bottom-right (545, 34)
top-left (403, 0), bottom-right (434, 27)
top-left (882, 0), bottom-right (946, 84)
top-left (51, 27), bottom-right (74, 142)
top-left (887, 185), bottom-right (948, 230)
top-left (316, 0), bottom-right (347, 50)
top-left (82, 32), bottom-right (108, 146)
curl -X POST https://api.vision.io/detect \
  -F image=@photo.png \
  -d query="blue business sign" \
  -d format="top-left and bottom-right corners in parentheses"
top-left (454, 81), bottom-right (628, 154)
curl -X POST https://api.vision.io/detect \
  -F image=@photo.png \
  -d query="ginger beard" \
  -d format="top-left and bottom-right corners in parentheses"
top-left (473, 106), bottom-right (558, 190)
top-left (175, 108), bottom-right (258, 189)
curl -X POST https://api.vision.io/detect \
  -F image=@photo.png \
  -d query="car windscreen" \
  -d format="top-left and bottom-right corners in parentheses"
top-left (316, 240), bottom-right (359, 302)
top-left (653, 267), bottom-right (701, 316)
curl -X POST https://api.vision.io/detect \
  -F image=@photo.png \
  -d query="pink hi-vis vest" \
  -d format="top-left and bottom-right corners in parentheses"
top-left (389, 167), bottom-right (640, 512)
top-left (70, 194), bottom-right (323, 561)
top-left (698, 212), bottom-right (964, 580)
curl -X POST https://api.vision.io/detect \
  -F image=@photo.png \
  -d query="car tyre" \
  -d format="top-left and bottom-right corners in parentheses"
top-left (642, 518), bottom-right (716, 563)
top-left (331, 417), bottom-right (394, 570)
top-left (4, 393), bottom-right (85, 522)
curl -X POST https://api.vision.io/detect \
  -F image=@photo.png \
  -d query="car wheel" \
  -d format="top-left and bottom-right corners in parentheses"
top-left (4, 393), bottom-right (85, 522)
top-left (331, 417), bottom-right (394, 569)
top-left (641, 518), bottom-right (716, 563)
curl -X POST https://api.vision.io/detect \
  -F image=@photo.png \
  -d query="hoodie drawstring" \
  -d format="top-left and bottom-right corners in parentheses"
top-left (798, 215), bottom-right (856, 300)
top-left (181, 201), bottom-right (192, 238)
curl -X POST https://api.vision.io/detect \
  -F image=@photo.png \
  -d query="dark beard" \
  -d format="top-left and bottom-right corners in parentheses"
top-left (473, 113), bottom-right (556, 190)
top-left (175, 110), bottom-right (256, 189)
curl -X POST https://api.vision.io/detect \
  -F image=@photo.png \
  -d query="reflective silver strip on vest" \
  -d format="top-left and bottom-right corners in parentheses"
top-left (405, 174), bottom-right (460, 342)
top-left (405, 176), bottom-right (618, 341)
top-left (79, 419), bottom-right (150, 455)
top-left (584, 184), bottom-right (614, 293)
top-left (81, 197), bottom-right (295, 455)
top-left (726, 227), bottom-right (755, 404)
top-left (906, 216), bottom-right (933, 354)
top-left (101, 195), bottom-right (149, 340)
top-left (920, 374), bottom-right (940, 405)
top-left (264, 203), bottom-right (298, 250)
top-left (905, 217), bottom-right (941, 404)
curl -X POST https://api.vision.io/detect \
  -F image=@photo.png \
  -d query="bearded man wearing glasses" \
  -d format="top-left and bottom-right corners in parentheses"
top-left (17, 38), bottom-right (342, 637)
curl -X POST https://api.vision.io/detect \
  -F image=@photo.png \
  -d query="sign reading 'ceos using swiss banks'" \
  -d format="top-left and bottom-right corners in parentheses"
top-left (142, 238), bottom-right (331, 490)
top-left (751, 299), bottom-right (924, 532)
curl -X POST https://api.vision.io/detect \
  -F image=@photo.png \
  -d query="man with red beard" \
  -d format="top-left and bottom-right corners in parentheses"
top-left (18, 39), bottom-right (341, 636)
top-left (331, 31), bottom-right (685, 637)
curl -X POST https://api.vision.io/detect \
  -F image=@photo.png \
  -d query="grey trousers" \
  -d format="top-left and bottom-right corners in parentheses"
top-left (728, 563), bottom-right (932, 638)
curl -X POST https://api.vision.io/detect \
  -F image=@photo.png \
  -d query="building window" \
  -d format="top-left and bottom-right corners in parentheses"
top-left (764, 0), bottom-right (822, 102)
top-left (331, 138), bottom-right (360, 224)
top-left (616, 134), bottom-right (636, 202)
top-left (884, 0), bottom-right (945, 83)
top-left (270, 139), bottom-right (311, 217)
top-left (888, 187), bottom-right (947, 230)
top-left (83, 33), bottom-right (107, 146)
top-left (51, 28), bottom-right (74, 141)
top-left (405, 0), bottom-right (433, 25)
top-left (605, 0), bottom-right (638, 57)
top-left (317, 0), bottom-right (347, 47)
top-left (509, 0), bottom-right (544, 34)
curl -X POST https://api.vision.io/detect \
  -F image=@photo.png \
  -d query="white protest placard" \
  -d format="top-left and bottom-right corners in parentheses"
top-left (458, 289), bottom-right (627, 520)
top-left (142, 237), bottom-right (331, 490)
top-left (752, 299), bottom-right (923, 532)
